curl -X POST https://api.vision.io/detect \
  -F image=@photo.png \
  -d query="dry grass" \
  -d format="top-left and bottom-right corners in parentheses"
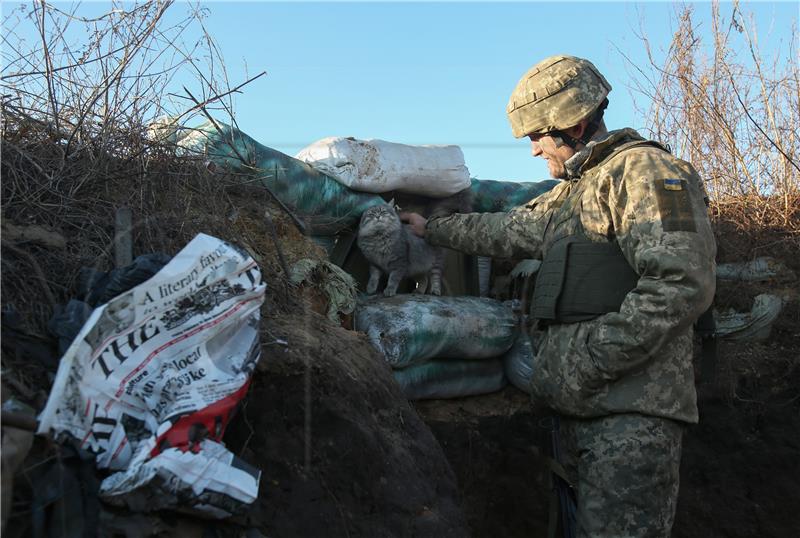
top-left (623, 1), bottom-right (799, 249)
top-left (1, 2), bottom-right (316, 368)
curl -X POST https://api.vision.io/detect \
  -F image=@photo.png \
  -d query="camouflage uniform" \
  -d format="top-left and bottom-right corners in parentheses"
top-left (426, 128), bottom-right (716, 537)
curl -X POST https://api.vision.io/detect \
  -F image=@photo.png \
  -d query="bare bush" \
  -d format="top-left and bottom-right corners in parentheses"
top-left (0, 1), bottom-right (273, 337)
top-left (623, 1), bottom-right (799, 245)
top-left (1, 0), bottom-right (250, 152)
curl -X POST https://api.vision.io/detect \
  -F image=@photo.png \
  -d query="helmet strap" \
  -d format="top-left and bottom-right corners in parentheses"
top-left (551, 98), bottom-right (609, 150)
top-left (550, 130), bottom-right (581, 150)
top-left (579, 98), bottom-right (609, 144)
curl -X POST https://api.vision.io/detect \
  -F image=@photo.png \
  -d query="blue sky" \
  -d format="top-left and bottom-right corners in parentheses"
top-left (4, 1), bottom-right (797, 181)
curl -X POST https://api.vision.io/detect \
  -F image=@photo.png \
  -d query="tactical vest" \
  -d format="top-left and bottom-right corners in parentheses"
top-left (532, 140), bottom-right (665, 324)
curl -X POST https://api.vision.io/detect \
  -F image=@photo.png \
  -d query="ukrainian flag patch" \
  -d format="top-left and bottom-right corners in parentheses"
top-left (653, 179), bottom-right (696, 232)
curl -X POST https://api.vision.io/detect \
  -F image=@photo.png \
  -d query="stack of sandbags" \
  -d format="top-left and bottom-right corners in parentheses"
top-left (355, 295), bottom-right (518, 399)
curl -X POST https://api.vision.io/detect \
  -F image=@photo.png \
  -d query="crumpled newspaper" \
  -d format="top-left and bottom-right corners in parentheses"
top-left (37, 234), bottom-right (265, 517)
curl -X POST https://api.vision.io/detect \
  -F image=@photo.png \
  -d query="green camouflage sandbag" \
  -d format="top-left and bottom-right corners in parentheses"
top-left (173, 121), bottom-right (383, 235)
top-left (355, 295), bottom-right (518, 368)
top-left (393, 358), bottom-right (506, 400)
top-left (469, 178), bottom-right (558, 213)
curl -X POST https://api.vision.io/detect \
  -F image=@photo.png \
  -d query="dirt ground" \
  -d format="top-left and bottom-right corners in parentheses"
top-left (233, 286), bottom-right (800, 538)
top-left (414, 337), bottom-right (800, 538)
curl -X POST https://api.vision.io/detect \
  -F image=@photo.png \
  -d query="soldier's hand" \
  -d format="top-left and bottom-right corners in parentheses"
top-left (399, 212), bottom-right (427, 238)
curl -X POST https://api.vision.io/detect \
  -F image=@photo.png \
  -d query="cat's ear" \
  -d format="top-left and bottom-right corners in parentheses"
top-left (387, 198), bottom-right (395, 207)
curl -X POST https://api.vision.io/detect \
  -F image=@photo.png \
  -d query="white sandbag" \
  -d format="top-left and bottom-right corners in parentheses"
top-left (716, 257), bottom-right (796, 282)
top-left (715, 294), bottom-right (785, 341)
top-left (295, 137), bottom-right (471, 197)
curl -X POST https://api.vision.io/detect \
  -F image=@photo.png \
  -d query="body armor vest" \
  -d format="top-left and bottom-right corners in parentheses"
top-left (532, 140), bottom-right (663, 324)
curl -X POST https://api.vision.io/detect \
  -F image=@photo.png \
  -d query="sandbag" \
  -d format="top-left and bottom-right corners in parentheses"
top-left (715, 294), bottom-right (785, 342)
top-left (296, 137), bottom-right (471, 197)
top-left (469, 178), bottom-right (558, 213)
top-left (168, 121), bottom-right (384, 235)
top-left (356, 295), bottom-right (517, 368)
top-left (716, 257), bottom-right (796, 282)
top-left (393, 358), bottom-right (506, 400)
top-left (503, 333), bottom-right (535, 393)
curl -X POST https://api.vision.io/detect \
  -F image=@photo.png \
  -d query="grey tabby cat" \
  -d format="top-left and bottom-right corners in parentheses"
top-left (357, 200), bottom-right (444, 297)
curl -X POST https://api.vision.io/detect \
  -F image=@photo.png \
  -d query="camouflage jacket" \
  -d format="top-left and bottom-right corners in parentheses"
top-left (426, 129), bottom-right (716, 423)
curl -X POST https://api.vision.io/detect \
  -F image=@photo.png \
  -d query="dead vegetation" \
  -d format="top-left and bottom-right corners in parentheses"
top-left (624, 1), bottom-right (799, 263)
top-left (0, 3), bottom-right (328, 454)
top-left (0, 1), bottom-right (290, 340)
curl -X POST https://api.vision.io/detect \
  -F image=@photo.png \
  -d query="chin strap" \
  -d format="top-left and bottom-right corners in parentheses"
top-left (551, 98), bottom-right (609, 150)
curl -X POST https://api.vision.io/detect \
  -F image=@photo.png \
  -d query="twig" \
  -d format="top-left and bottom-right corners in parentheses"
top-left (183, 85), bottom-right (308, 235)
top-left (182, 85), bottom-right (248, 163)
top-left (34, 0), bottom-right (59, 135)
top-left (2, 240), bottom-right (58, 309)
top-left (0, 43), bottom-right (130, 80)
top-left (179, 71), bottom-right (266, 117)
top-left (264, 210), bottom-right (291, 278)
top-left (729, 78), bottom-right (800, 174)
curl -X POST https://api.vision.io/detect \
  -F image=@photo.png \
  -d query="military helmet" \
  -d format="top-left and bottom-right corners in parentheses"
top-left (506, 55), bottom-right (611, 139)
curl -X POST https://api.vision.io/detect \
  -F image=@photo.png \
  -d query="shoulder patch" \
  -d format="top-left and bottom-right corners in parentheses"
top-left (653, 179), bottom-right (696, 232)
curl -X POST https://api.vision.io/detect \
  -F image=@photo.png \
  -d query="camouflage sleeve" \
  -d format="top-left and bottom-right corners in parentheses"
top-left (425, 207), bottom-right (546, 259)
top-left (424, 181), bottom-right (568, 258)
top-left (583, 149), bottom-right (717, 384)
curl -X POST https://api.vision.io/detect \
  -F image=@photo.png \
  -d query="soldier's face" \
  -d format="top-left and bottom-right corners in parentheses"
top-left (528, 133), bottom-right (576, 179)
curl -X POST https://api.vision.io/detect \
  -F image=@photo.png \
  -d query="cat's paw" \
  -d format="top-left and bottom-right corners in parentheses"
top-left (430, 285), bottom-right (442, 296)
top-left (383, 288), bottom-right (397, 297)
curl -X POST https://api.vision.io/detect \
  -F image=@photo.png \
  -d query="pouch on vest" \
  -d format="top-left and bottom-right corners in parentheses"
top-left (532, 235), bottom-right (639, 323)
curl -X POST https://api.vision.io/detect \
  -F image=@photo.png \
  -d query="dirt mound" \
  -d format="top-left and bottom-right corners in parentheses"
top-left (226, 310), bottom-right (468, 537)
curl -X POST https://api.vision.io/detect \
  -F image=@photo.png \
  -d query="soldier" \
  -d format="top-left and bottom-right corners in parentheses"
top-left (402, 55), bottom-right (716, 537)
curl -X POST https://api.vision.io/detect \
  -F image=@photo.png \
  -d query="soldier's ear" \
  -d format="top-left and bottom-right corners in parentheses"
top-left (565, 118), bottom-right (590, 140)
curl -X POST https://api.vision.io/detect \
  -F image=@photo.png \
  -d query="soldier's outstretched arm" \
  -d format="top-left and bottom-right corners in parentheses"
top-left (583, 150), bottom-right (717, 384)
top-left (422, 206), bottom-right (549, 259)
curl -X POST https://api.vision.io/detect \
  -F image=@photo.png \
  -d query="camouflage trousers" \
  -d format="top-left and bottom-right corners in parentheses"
top-left (559, 413), bottom-right (684, 538)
